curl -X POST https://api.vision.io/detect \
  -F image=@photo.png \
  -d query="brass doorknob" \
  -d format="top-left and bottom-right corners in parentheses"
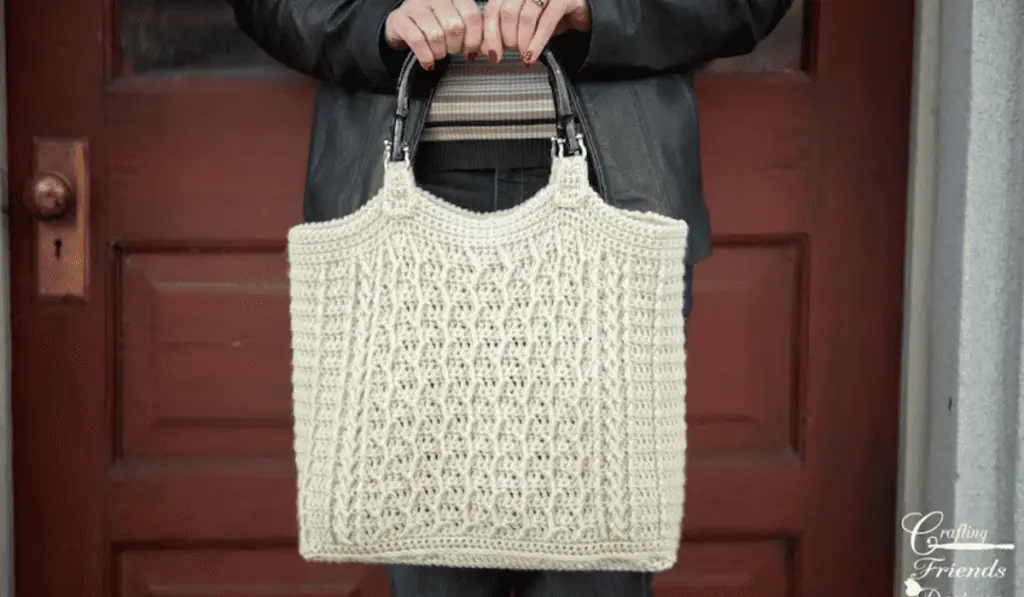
top-left (23, 171), bottom-right (74, 220)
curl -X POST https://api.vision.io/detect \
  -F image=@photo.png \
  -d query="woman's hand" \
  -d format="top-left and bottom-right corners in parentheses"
top-left (385, 0), bottom-right (485, 70)
top-left (481, 0), bottom-right (590, 64)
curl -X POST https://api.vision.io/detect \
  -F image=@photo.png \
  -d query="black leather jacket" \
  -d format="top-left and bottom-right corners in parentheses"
top-left (229, 0), bottom-right (792, 265)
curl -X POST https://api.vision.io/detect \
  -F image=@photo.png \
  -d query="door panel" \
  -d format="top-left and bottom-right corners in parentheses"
top-left (103, 82), bottom-right (310, 239)
top-left (8, 0), bottom-right (912, 596)
top-left (119, 250), bottom-right (292, 459)
top-left (119, 549), bottom-right (382, 597)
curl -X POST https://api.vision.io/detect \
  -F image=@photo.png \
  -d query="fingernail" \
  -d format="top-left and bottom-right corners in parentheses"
top-left (524, 50), bottom-right (533, 62)
top-left (468, 52), bottom-right (478, 62)
top-left (488, 51), bottom-right (499, 64)
top-left (424, 63), bottom-right (434, 71)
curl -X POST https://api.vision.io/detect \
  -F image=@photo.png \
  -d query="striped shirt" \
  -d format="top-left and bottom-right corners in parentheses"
top-left (421, 51), bottom-right (558, 143)
top-left (416, 4), bottom-right (559, 170)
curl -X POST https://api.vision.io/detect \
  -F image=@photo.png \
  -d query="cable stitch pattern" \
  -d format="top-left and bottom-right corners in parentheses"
top-left (287, 152), bottom-right (689, 571)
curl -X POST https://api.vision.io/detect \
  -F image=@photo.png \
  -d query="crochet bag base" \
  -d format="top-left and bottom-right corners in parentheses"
top-left (286, 49), bottom-right (689, 574)
top-left (298, 534), bottom-right (683, 573)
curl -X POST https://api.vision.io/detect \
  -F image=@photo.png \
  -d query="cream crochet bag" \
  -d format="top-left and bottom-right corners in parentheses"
top-left (287, 50), bottom-right (689, 572)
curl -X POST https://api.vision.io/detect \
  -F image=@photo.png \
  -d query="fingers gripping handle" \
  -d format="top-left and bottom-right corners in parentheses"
top-left (387, 48), bottom-right (583, 163)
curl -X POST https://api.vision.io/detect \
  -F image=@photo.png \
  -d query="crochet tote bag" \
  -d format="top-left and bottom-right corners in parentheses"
top-left (287, 49), bottom-right (689, 572)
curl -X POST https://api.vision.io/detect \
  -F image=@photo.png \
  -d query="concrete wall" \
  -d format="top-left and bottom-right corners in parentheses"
top-left (897, 0), bottom-right (1024, 595)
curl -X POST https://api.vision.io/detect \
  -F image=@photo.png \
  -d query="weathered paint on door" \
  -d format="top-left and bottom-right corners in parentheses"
top-left (7, 0), bottom-right (912, 595)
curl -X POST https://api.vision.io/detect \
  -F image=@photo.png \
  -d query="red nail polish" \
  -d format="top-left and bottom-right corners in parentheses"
top-left (468, 52), bottom-right (478, 61)
top-left (488, 51), bottom-right (498, 64)
top-left (524, 50), bottom-right (533, 62)
top-left (424, 63), bottom-right (434, 71)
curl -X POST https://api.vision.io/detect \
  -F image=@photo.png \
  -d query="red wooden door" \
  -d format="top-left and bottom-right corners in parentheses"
top-left (7, 0), bottom-right (912, 596)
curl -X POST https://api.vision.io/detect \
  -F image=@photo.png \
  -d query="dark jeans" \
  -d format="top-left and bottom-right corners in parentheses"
top-left (389, 164), bottom-right (693, 597)
top-left (388, 565), bottom-right (653, 597)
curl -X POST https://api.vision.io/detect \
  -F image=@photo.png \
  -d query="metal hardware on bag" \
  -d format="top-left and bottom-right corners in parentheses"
top-left (383, 139), bottom-right (411, 165)
top-left (550, 137), bottom-right (564, 157)
top-left (550, 134), bottom-right (587, 159)
top-left (578, 134), bottom-right (587, 159)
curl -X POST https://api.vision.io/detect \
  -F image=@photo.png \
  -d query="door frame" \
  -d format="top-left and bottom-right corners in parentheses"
top-left (0, 3), bottom-right (938, 596)
top-left (895, 0), bottom-right (1024, 596)
top-left (1, 0), bottom-right (15, 592)
top-left (894, 0), bottom-right (939, 592)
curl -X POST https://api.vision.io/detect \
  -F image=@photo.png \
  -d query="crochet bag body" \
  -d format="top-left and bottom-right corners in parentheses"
top-left (286, 50), bottom-right (690, 572)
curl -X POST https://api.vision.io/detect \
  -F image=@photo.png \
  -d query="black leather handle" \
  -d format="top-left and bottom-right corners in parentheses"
top-left (389, 47), bottom-right (583, 162)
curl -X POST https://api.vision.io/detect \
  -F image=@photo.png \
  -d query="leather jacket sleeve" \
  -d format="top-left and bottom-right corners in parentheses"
top-left (227, 0), bottom-right (404, 91)
top-left (575, 0), bottom-right (794, 75)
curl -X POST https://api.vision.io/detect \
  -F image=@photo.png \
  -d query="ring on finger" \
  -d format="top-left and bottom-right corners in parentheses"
top-left (532, 0), bottom-right (545, 8)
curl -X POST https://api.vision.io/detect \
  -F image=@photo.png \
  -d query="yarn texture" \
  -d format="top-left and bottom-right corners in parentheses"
top-left (286, 150), bottom-right (690, 572)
